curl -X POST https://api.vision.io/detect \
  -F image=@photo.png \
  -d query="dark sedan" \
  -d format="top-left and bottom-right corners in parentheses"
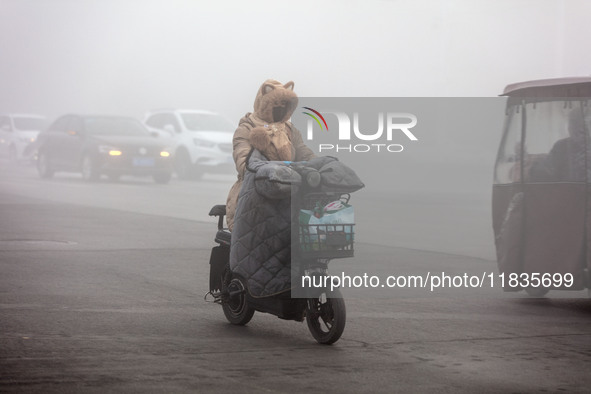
top-left (36, 115), bottom-right (173, 183)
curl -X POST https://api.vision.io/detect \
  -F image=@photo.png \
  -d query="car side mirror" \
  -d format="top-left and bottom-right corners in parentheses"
top-left (150, 131), bottom-right (160, 138)
top-left (67, 130), bottom-right (84, 137)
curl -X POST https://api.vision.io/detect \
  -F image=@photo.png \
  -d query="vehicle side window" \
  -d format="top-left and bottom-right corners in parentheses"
top-left (0, 116), bottom-right (12, 132)
top-left (146, 113), bottom-right (181, 133)
top-left (146, 113), bottom-right (165, 128)
top-left (50, 116), bottom-right (72, 133)
top-left (163, 114), bottom-right (182, 133)
top-left (67, 117), bottom-right (83, 134)
top-left (494, 105), bottom-right (522, 184)
top-left (524, 102), bottom-right (585, 182)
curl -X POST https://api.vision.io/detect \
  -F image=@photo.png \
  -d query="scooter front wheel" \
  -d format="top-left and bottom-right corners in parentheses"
top-left (306, 289), bottom-right (346, 344)
top-left (222, 274), bottom-right (255, 325)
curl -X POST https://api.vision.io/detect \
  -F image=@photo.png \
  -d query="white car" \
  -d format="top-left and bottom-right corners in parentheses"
top-left (0, 114), bottom-right (47, 163)
top-left (144, 109), bottom-right (235, 179)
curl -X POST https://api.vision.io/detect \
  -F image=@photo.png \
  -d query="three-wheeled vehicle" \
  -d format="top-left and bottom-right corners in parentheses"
top-left (493, 77), bottom-right (591, 296)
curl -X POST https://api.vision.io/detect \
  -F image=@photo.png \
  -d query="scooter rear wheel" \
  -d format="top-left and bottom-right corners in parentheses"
top-left (221, 274), bottom-right (255, 325)
top-left (306, 289), bottom-right (346, 345)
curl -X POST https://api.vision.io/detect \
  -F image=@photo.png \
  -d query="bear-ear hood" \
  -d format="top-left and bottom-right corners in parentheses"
top-left (253, 79), bottom-right (298, 124)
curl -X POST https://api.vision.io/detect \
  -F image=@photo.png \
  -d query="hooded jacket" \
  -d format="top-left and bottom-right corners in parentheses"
top-left (226, 79), bottom-right (315, 230)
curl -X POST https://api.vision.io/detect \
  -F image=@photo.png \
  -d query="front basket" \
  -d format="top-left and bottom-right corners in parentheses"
top-left (298, 223), bottom-right (355, 259)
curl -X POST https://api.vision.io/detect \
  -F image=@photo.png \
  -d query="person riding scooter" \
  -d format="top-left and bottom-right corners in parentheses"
top-left (209, 80), bottom-right (363, 344)
top-left (225, 79), bottom-right (315, 231)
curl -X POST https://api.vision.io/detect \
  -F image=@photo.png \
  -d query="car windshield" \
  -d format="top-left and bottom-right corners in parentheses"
top-left (180, 113), bottom-right (234, 132)
top-left (84, 117), bottom-right (148, 136)
top-left (14, 117), bottom-right (46, 131)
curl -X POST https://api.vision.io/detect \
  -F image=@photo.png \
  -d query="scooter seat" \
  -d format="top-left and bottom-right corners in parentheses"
top-left (215, 229), bottom-right (231, 246)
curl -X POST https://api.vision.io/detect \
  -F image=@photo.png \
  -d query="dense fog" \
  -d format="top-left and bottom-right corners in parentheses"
top-left (2, 0), bottom-right (590, 123)
top-left (2, 0), bottom-right (591, 260)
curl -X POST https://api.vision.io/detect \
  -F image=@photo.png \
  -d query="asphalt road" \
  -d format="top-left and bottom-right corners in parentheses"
top-left (1, 164), bottom-right (591, 393)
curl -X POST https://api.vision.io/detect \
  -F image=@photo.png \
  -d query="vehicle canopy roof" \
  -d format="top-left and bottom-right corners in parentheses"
top-left (502, 77), bottom-right (591, 98)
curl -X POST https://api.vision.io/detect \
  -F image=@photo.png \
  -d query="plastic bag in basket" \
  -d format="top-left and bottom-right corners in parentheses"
top-left (299, 200), bottom-right (354, 251)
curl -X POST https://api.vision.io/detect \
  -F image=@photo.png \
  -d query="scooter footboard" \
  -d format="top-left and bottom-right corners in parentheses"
top-left (247, 292), bottom-right (306, 321)
top-left (209, 245), bottom-right (229, 292)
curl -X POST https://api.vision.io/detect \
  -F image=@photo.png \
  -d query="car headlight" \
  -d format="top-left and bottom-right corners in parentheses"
top-left (160, 151), bottom-right (171, 157)
top-left (99, 145), bottom-right (122, 156)
top-left (193, 138), bottom-right (215, 148)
